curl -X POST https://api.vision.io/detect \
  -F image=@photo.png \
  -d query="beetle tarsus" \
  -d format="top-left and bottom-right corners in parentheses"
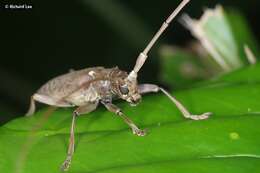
top-left (132, 127), bottom-right (147, 136)
top-left (61, 156), bottom-right (72, 172)
top-left (185, 112), bottom-right (212, 120)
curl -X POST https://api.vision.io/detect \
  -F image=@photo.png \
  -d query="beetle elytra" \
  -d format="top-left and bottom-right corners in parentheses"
top-left (26, 0), bottom-right (211, 171)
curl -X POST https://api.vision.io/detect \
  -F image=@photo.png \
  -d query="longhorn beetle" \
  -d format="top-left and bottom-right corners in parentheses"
top-left (26, 0), bottom-right (211, 171)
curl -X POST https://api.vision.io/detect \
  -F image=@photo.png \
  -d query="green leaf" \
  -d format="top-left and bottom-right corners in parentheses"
top-left (1, 64), bottom-right (260, 173)
top-left (226, 9), bottom-right (260, 61)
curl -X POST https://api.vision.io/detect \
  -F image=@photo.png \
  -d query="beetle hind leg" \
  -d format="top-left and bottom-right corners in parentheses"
top-left (26, 95), bottom-right (36, 116)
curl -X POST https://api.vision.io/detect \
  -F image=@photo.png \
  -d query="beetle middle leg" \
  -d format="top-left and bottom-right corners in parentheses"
top-left (61, 102), bottom-right (98, 171)
top-left (101, 101), bottom-right (146, 136)
top-left (138, 84), bottom-right (212, 120)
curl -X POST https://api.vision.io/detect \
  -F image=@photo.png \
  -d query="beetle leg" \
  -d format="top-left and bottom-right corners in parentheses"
top-left (26, 95), bottom-right (36, 116)
top-left (61, 112), bottom-right (76, 172)
top-left (25, 94), bottom-right (73, 116)
top-left (61, 102), bottom-right (98, 171)
top-left (138, 84), bottom-right (212, 120)
top-left (102, 102), bottom-right (146, 136)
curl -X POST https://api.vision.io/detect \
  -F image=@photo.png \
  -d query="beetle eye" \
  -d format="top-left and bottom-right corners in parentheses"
top-left (119, 85), bottom-right (129, 95)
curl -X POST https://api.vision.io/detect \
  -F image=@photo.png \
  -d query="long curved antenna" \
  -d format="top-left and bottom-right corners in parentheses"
top-left (128, 0), bottom-right (190, 81)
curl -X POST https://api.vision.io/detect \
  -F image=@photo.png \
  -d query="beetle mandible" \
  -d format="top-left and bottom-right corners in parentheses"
top-left (26, 0), bottom-right (211, 171)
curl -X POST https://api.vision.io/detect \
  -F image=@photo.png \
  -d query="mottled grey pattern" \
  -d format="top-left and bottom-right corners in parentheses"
top-left (37, 67), bottom-right (104, 99)
top-left (36, 67), bottom-right (127, 106)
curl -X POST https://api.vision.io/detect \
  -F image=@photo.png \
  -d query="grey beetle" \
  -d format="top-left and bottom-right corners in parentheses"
top-left (26, 0), bottom-right (211, 171)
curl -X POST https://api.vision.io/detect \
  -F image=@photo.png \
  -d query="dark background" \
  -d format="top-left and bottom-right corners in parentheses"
top-left (0, 0), bottom-right (259, 123)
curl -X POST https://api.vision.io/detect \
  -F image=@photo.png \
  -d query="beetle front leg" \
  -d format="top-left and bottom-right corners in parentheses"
top-left (102, 102), bottom-right (146, 136)
top-left (138, 84), bottom-right (212, 120)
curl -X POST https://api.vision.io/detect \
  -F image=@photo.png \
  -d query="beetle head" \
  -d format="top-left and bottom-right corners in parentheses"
top-left (116, 77), bottom-right (142, 106)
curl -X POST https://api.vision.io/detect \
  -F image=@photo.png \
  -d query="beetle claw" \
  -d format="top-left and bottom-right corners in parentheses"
top-left (61, 157), bottom-right (71, 172)
top-left (132, 128), bottom-right (147, 136)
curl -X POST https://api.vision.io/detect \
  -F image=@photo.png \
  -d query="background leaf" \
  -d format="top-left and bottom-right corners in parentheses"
top-left (159, 45), bottom-right (209, 89)
top-left (182, 6), bottom-right (243, 71)
top-left (227, 9), bottom-right (260, 61)
top-left (159, 5), bottom-right (260, 89)
top-left (0, 64), bottom-right (260, 173)
top-left (159, 45), bottom-right (220, 89)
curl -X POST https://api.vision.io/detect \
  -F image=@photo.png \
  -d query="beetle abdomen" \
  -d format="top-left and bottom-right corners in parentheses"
top-left (37, 67), bottom-right (104, 100)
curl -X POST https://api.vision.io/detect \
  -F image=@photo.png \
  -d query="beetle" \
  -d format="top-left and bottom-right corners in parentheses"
top-left (26, 0), bottom-right (211, 171)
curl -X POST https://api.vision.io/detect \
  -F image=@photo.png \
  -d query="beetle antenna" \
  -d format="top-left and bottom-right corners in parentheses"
top-left (128, 0), bottom-right (190, 81)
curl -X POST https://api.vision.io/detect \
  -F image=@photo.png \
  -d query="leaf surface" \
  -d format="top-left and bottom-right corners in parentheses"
top-left (0, 64), bottom-right (260, 173)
